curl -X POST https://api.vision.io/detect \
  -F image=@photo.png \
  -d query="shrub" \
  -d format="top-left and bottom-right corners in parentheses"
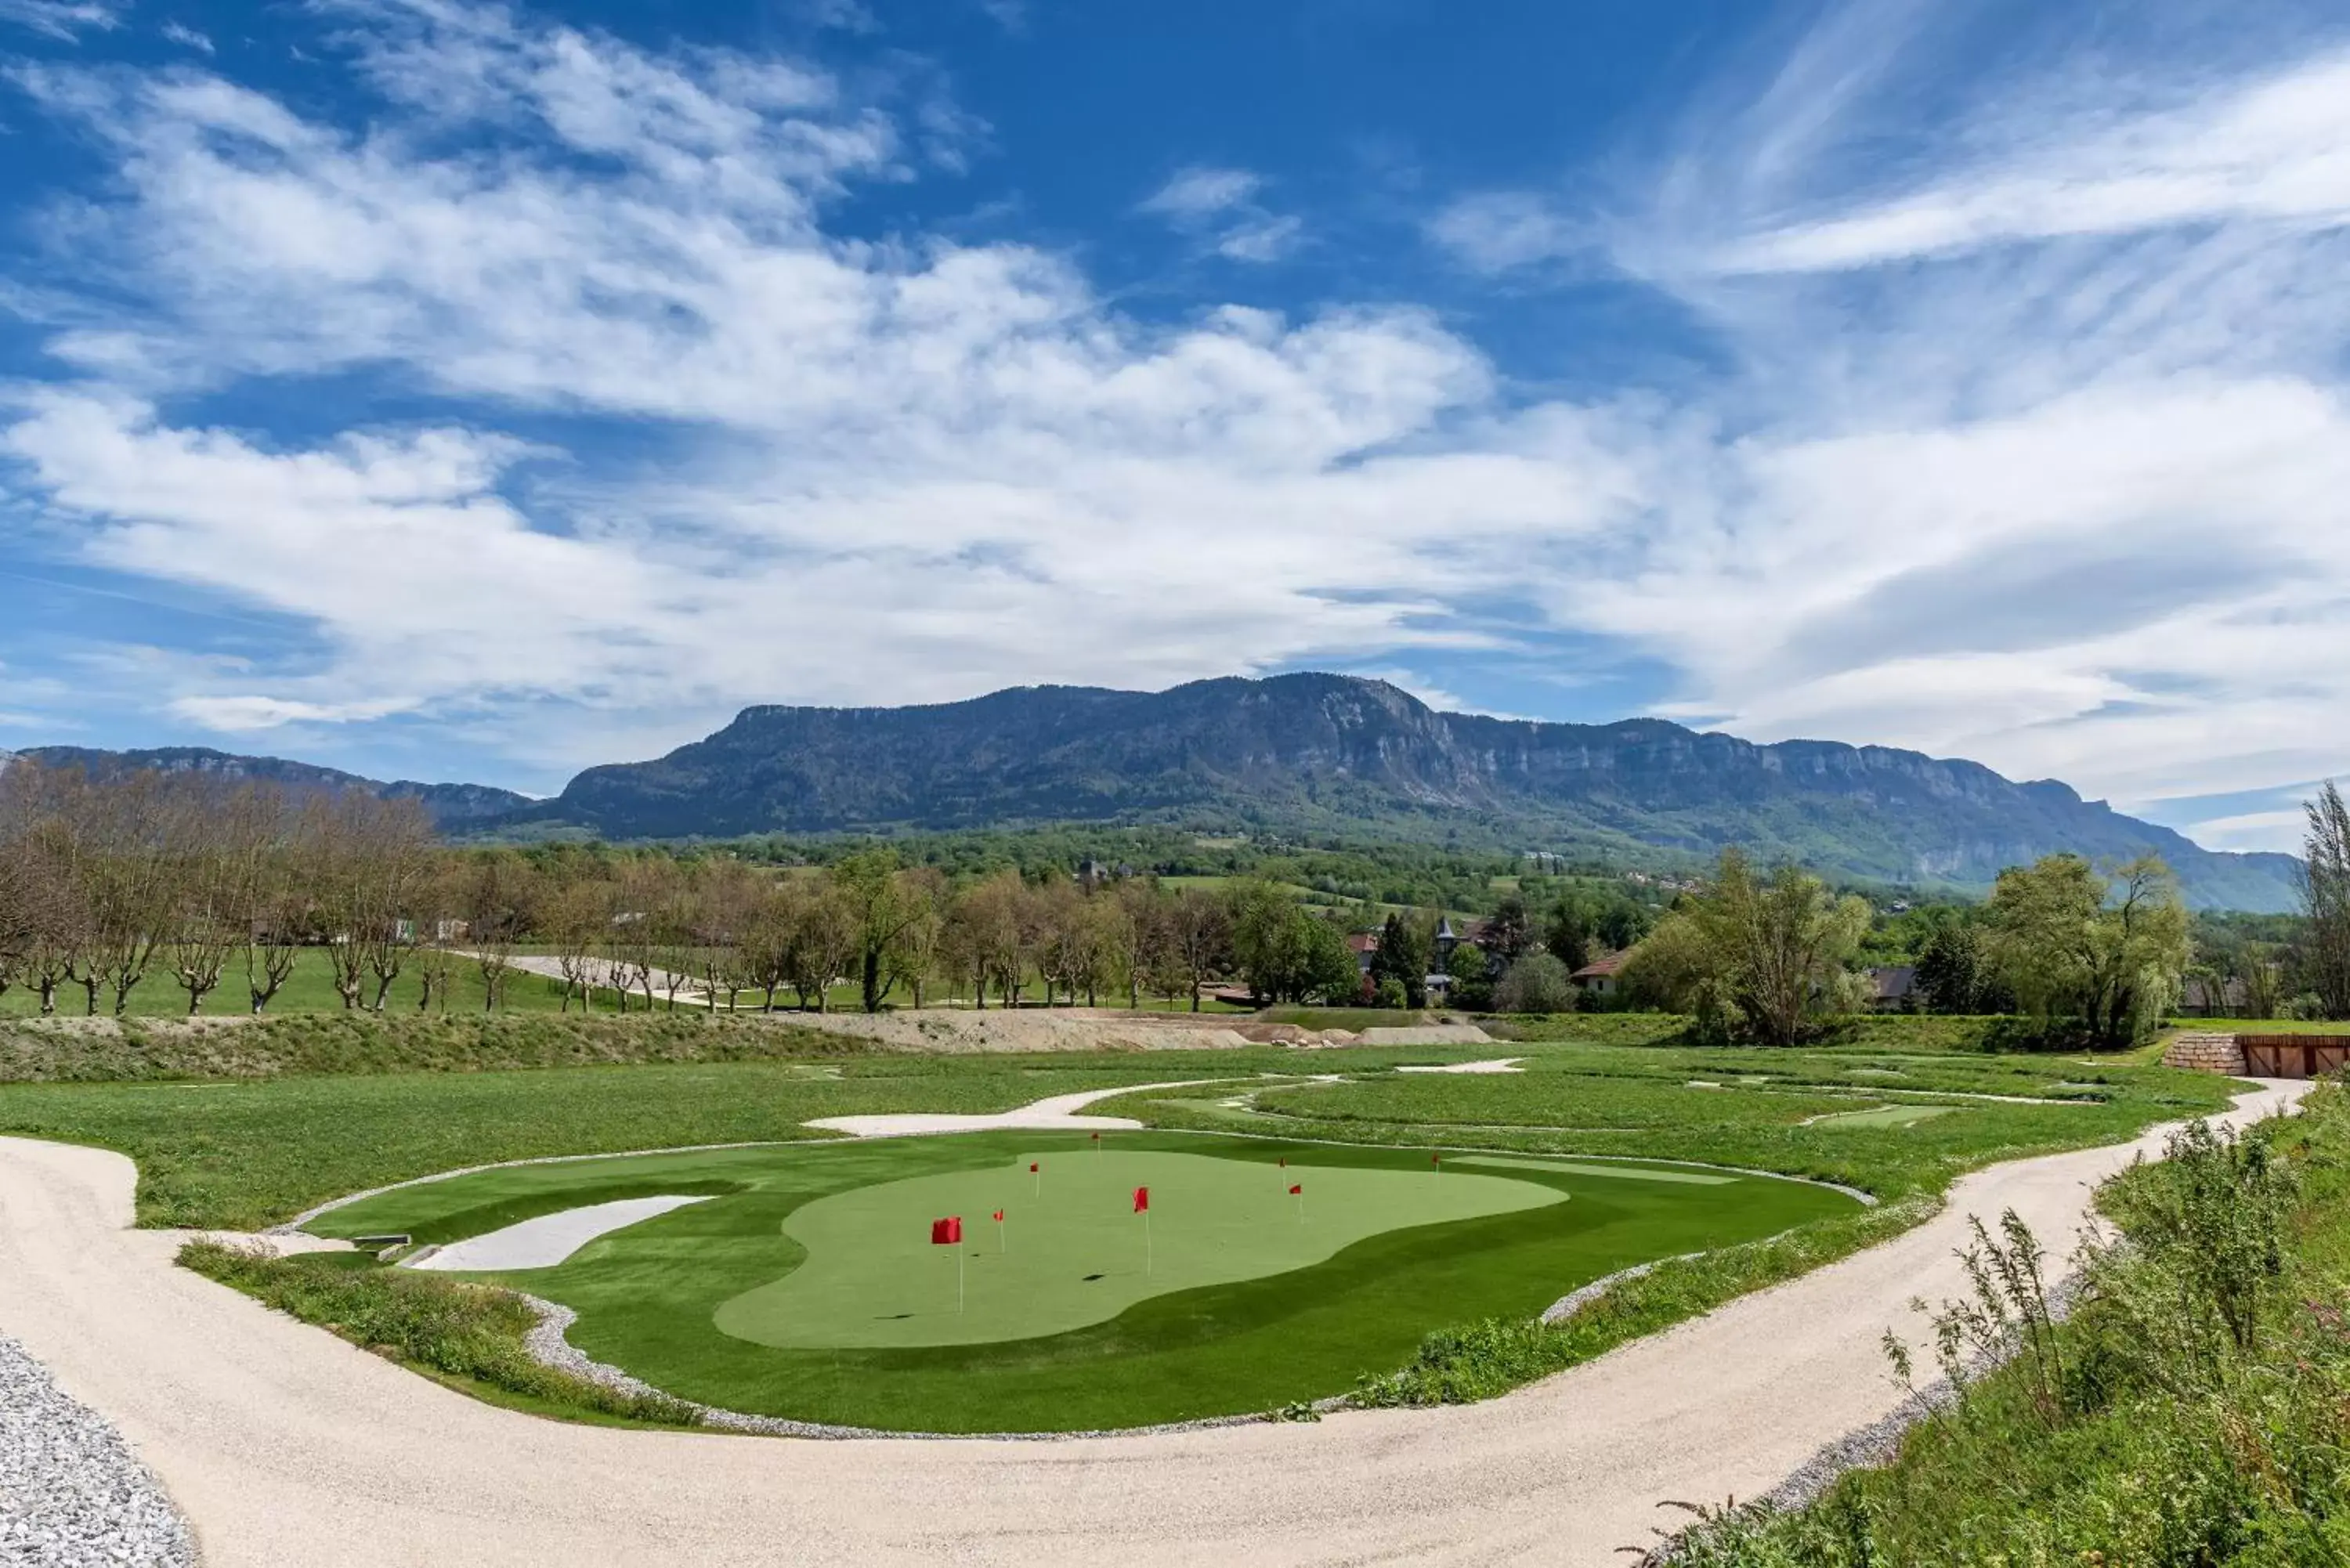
top-left (1668, 1084), bottom-right (2350, 1564)
top-left (1491, 951), bottom-right (1576, 1015)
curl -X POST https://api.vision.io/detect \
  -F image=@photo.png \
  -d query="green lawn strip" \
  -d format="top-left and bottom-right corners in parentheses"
top-left (0, 1046), bottom-right (1491, 1230)
top-left (1354, 1193), bottom-right (1936, 1407)
top-left (1804, 1104), bottom-right (1958, 1129)
top-left (0, 1055), bottom-right (1326, 1230)
top-left (0, 948), bottom-right (594, 1021)
top-left (319, 1129), bottom-right (1847, 1432)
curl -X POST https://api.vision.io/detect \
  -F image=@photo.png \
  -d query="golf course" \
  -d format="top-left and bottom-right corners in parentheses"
top-left (302, 1125), bottom-right (1852, 1430)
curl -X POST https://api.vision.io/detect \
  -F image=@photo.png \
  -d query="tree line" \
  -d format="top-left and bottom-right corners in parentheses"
top-left (0, 761), bottom-right (1409, 1017)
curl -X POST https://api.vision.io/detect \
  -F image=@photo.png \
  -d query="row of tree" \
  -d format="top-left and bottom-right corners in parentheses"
top-left (0, 761), bottom-right (1404, 1016)
top-left (1618, 847), bottom-right (2193, 1047)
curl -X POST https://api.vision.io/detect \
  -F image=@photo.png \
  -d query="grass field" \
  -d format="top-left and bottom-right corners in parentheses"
top-left (0, 1013), bottom-right (2254, 1433)
top-left (299, 1128), bottom-right (1850, 1430)
top-left (1138, 1043), bottom-right (2239, 1201)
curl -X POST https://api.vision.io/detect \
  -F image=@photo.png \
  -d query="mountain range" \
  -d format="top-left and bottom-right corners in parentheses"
top-left (2, 674), bottom-right (2307, 911)
top-left (0, 746), bottom-right (534, 828)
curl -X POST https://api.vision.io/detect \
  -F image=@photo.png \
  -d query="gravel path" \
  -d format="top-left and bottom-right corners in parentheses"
top-left (0, 1334), bottom-right (193, 1568)
top-left (0, 1080), bottom-right (2305, 1568)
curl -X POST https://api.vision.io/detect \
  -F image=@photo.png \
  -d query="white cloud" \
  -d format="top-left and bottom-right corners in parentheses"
top-left (160, 19), bottom-right (210, 52)
top-left (1140, 166), bottom-right (1260, 219)
top-left (0, 0), bottom-right (125, 40)
top-left (1426, 191), bottom-right (1583, 272)
top-left (1216, 215), bottom-right (1303, 263)
top-left (2173, 807), bottom-right (2310, 855)
top-left (1138, 165), bottom-right (1300, 264)
top-left (5, 0), bottom-right (2350, 840)
top-left (1718, 46), bottom-right (2350, 275)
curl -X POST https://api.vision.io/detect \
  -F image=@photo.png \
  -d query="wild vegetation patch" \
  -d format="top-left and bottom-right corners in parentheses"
top-left (1665, 1083), bottom-right (2350, 1565)
top-left (179, 1240), bottom-right (699, 1426)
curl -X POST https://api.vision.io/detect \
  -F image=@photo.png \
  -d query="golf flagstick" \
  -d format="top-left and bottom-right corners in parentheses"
top-left (1031, 1161), bottom-right (1040, 1198)
top-left (1290, 1182), bottom-right (1303, 1223)
top-left (1133, 1185), bottom-right (1151, 1276)
top-left (994, 1208), bottom-right (1006, 1252)
top-left (931, 1216), bottom-right (964, 1313)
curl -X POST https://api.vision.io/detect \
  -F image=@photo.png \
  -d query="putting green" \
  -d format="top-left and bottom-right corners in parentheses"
top-left (1809, 1104), bottom-right (1958, 1129)
top-left (714, 1150), bottom-right (1564, 1349)
top-left (308, 1129), bottom-right (1861, 1431)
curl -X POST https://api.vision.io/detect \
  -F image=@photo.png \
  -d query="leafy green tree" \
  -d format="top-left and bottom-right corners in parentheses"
top-left (1227, 880), bottom-right (1357, 1003)
top-left (2301, 781), bottom-right (2350, 1019)
top-left (1482, 894), bottom-right (1532, 963)
top-left (1915, 920), bottom-right (1991, 1013)
top-left (1443, 940), bottom-right (1491, 1010)
top-left (1296, 915), bottom-right (1363, 1004)
top-left (1491, 950), bottom-right (1576, 1014)
top-left (1370, 912), bottom-right (1432, 1006)
top-left (830, 847), bottom-right (934, 1013)
top-left (1983, 854), bottom-right (2189, 1048)
top-left (1622, 849), bottom-right (1871, 1045)
top-left (1544, 897), bottom-right (1592, 972)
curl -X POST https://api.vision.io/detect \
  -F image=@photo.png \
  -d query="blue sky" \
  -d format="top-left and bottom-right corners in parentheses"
top-left (1, 0), bottom-right (2346, 852)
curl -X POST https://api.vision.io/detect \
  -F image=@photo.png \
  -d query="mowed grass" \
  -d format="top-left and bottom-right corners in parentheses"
top-left (1138, 1043), bottom-right (2241, 1201)
top-left (306, 1129), bottom-right (1852, 1431)
top-left (0, 1057), bottom-right (1292, 1229)
top-left (0, 1046), bottom-right (1492, 1228)
top-left (0, 1019), bottom-right (2257, 1433)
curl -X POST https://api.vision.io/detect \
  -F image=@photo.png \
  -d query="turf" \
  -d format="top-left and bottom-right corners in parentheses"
top-left (714, 1149), bottom-right (1562, 1349)
top-left (307, 1129), bottom-right (1848, 1431)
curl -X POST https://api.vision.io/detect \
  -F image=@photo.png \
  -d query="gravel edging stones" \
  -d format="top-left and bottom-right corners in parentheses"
top-left (0, 1333), bottom-right (194, 1568)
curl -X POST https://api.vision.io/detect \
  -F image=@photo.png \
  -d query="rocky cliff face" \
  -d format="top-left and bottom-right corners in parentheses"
top-left (544, 674), bottom-right (2302, 910)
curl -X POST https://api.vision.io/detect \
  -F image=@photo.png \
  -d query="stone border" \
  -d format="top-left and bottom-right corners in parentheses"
top-left (2162, 1031), bottom-right (2247, 1074)
top-left (0, 1333), bottom-right (196, 1568)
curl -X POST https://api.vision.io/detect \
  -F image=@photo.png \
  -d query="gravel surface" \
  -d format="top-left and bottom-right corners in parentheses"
top-left (0, 1334), bottom-right (193, 1567)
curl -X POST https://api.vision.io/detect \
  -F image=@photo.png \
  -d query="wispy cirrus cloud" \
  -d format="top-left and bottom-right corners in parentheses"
top-left (0, 0), bottom-right (125, 40)
top-left (1139, 164), bottom-right (1303, 263)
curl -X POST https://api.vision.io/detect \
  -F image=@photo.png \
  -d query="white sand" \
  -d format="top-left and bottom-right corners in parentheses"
top-left (804, 1079), bottom-right (1230, 1137)
top-left (1395, 1058), bottom-right (1526, 1075)
top-left (0, 1081), bottom-right (2302, 1567)
top-left (405, 1197), bottom-right (713, 1273)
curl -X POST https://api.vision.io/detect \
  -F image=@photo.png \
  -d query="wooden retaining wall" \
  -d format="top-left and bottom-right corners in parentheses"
top-left (2164, 1031), bottom-right (2350, 1079)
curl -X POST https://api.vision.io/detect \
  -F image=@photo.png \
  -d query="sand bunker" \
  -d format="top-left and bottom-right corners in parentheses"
top-left (804, 1080), bottom-right (1229, 1138)
top-left (407, 1195), bottom-right (713, 1273)
top-left (1395, 1057), bottom-right (1526, 1075)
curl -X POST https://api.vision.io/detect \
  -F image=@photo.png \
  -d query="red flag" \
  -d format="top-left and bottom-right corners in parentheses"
top-left (1278, 1157), bottom-right (1286, 1169)
top-left (1090, 1132), bottom-right (1101, 1143)
top-left (1029, 1162), bottom-right (1039, 1172)
top-left (931, 1216), bottom-right (962, 1245)
top-left (992, 1209), bottom-right (1004, 1223)
top-left (1288, 1183), bottom-right (1302, 1195)
top-left (1132, 1186), bottom-right (1149, 1213)
top-left (1431, 1151), bottom-right (1441, 1166)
